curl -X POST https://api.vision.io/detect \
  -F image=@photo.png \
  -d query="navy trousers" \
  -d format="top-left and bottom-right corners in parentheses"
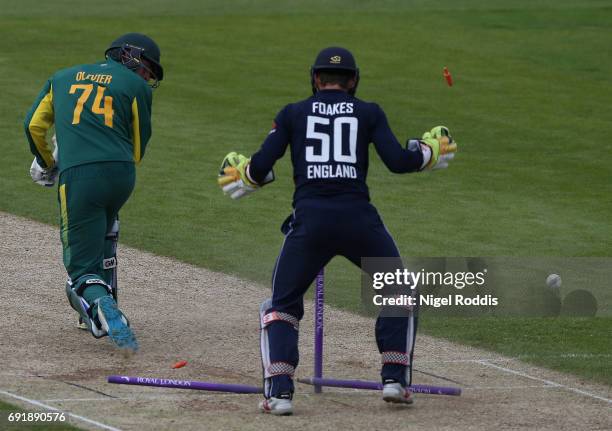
top-left (261, 199), bottom-right (418, 397)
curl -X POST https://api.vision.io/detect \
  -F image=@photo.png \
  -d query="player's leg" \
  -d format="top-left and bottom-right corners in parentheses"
top-left (77, 215), bottom-right (118, 330)
top-left (340, 203), bottom-right (417, 404)
top-left (75, 215), bottom-right (119, 329)
top-left (59, 163), bottom-right (137, 351)
top-left (59, 176), bottom-right (113, 337)
top-left (103, 216), bottom-right (119, 301)
top-left (97, 163), bottom-right (136, 349)
top-left (102, 162), bottom-right (134, 302)
top-left (259, 211), bottom-right (333, 415)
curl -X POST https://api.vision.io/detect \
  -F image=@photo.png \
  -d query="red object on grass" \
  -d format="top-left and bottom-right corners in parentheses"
top-left (443, 67), bottom-right (453, 87)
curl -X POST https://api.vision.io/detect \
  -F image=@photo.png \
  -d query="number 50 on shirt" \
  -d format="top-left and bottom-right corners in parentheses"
top-left (305, 115), bottom-right (358, 164)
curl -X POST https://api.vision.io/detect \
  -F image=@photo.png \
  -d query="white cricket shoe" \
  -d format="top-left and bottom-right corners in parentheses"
top-left (382, 382), bottom-right (414, 405)
top-left (259, 396), bottom-right (293, 416)
top-left (77, 317), bottom-right (88, 330)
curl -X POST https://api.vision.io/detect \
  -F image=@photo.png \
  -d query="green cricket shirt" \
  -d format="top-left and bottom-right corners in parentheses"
top-left (25, 59), bottom-right (152, 171)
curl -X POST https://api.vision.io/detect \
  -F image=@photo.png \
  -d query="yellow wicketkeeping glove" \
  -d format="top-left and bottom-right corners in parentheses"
top-left (217, 152), bottom-right (259, 199)
top-left (421, 126), bottom-right (458, 170)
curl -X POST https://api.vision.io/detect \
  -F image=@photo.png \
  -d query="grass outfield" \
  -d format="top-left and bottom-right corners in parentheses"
top-left (1, 0), bottom-right (610, 393)
top-left (423, 316), bottom-right (611, 385)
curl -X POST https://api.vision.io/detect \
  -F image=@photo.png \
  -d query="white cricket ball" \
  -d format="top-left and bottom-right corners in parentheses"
top-left (546, 274), bottom-right (562, 289)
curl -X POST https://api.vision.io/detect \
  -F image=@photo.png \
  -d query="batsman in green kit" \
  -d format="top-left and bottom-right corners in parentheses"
top-left (24, 33), bottom-right (164, 352)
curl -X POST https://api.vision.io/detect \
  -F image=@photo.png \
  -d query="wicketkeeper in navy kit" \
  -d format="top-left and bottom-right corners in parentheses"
top-left (218, 47), bottom-right (457, 415)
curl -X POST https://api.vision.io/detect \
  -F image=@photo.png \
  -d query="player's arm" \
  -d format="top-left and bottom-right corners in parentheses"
top-left (371, 104), bottom-right (424, 173)
top-left (25, 80), bottom-right (55, 168)
top-left (24, 79), bottom-right (58, 186)
top-left (247, 117), bottom-right (289, 183)
top-left (371, 105), bottom-right (457, 172)
top-left (131, 86), bottom-right (153, 163)
top-left (217, 107), bottom-right (289, 199)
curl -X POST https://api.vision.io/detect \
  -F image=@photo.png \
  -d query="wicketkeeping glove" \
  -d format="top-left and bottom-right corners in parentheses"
top-left (420, 126), bottom-right (458, 170)
top-left (217, 152), bottom-right (259, 199)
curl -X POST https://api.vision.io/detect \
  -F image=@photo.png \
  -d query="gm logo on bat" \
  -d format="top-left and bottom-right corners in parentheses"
top-left (103, 257), bottom-right (117, 269)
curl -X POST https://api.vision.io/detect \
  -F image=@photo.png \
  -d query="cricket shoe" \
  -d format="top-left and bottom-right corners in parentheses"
top-left (382, 381), bottom-right (414, 405)
top-left (95, 296), bottom-right (138, 353)
top-left (77, 317), bottom-right (88, 330)
top-left (259, 394), bottom-right (293, 416)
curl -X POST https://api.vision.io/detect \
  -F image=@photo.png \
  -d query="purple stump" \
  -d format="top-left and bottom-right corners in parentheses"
top-left (314, 268), bottom-right (325, 393)
top-left (297, 377), bottom-right (461, 396)
top-left (108, 375), bottom-right (262, 394)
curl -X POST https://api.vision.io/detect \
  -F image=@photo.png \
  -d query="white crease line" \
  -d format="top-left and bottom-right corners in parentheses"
top-left (0, 389), bottom-right (122, 431)
top-left (42, 395), bottom-right (192, 402)
top-left (416, 353), bottom-right (612, 363)
top-left (468, 385), bottom-right (554, 390)
top-left (42, 393), bottom-right (256, 402)
top-left (43, 397), bottom-right (133, 402)
top-left (477, 361), bottom-right (612, 404)
top-left (415, 358), bottom-right (498, 363)
top-left (0, 360), bottom-right (493, 376)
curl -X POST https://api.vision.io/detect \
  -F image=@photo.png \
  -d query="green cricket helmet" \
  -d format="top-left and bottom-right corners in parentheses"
top-left (310, 46), bottom-right (359, 95)
top-left (105, 33), bottom-right (164, 88)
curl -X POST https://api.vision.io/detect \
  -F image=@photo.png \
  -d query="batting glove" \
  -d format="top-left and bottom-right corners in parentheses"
top-left (30, 157), bottom-right (58, 187)
top-left (420, 125), bottom-right (458, 170)
top-left (218, 152), bottom-right (259, 199)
